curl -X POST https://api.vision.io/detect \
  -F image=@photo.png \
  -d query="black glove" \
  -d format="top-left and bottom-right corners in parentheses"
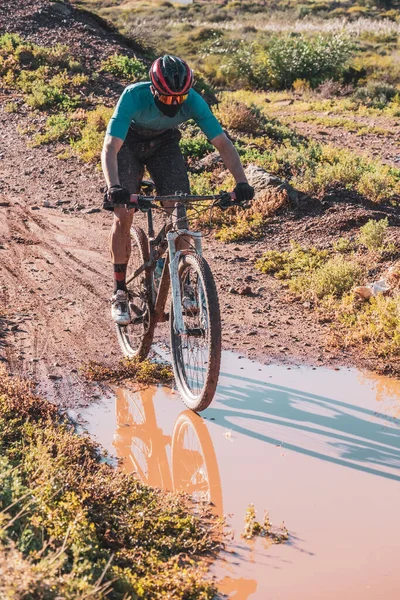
top-left (234, 182), bottom-right (254, 205)
top-left (103, 185), bottom-right (131, 210)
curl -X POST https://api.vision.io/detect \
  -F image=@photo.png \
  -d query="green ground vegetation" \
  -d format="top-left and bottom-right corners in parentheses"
top-left (81, 357), bottom-right (173, 384)
top-left (1, 6), bottom-right (399, 235)
top-left (242, 504), bottom-right (289, 543)
top-left (0, 33), bottom-right (146, 162)
top-left (255, 219), bottom-right (400, 363)
top-left (0, 367), bottom-right (219, 599)
top-left (75, 0), bottom-right (400, 92)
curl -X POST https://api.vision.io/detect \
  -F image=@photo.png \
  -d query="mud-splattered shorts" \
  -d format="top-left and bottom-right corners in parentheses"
top-left (104, 126), bottom-right (190, 210)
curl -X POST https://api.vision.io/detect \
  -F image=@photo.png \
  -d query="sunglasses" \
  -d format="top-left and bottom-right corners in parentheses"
top-left (152, 88), bottom-right (188, 105)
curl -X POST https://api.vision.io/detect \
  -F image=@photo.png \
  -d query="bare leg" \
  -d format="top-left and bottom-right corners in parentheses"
top-left (110, 207), bottom-right (134, 264)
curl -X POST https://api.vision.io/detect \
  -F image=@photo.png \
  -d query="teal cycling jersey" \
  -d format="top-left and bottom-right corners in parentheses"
top-left (106, 82), bottom-right (224, 142)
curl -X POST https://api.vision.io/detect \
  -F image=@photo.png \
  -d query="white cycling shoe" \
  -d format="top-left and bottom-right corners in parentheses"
top-left (111, 289), bottom-right (131, 326)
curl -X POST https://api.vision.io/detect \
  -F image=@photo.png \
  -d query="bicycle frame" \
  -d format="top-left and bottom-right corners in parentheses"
top-left (143, 204), bottom-right (205, 335)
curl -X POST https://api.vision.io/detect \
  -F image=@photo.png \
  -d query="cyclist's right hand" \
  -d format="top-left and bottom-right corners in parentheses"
top-left (104, 185), bottom-right (131, 208)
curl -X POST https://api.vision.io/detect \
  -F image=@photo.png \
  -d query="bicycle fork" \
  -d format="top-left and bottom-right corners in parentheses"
top-left (168, 230), bottom-right (206, 336)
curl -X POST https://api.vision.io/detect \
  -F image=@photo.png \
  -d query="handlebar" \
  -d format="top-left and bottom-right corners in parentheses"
top-left (110, 191), bottom-right (240, 212)
top-left (131, 191), bottom-right (237, 212)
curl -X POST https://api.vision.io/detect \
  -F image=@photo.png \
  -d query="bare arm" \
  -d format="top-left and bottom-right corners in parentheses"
top-left (101, 134), bottom-right (124, 188)
top-left (211, 133), bottom-right (248, 184)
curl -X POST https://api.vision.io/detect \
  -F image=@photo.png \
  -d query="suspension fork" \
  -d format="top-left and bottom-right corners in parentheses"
top-left (168, 230), bottom-right (204, 335)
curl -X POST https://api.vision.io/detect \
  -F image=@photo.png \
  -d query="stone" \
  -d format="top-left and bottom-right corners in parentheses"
top-left (245, 164), bottom-right (298, 205)
top-left (239, 285), bottom-right (253, 296)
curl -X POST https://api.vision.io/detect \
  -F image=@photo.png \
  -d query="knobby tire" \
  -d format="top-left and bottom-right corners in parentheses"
top-left (116, 226), bottom-right (155, 360)
top-left (170, 253), bottom-right (221, 412)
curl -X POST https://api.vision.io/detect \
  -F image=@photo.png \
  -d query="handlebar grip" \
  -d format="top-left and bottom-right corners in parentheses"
top-left (129, 194), bottom-right (139, 208)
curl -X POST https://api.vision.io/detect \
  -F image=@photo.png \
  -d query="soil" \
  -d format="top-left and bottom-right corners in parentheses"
top-left (1, 0), bottom-right (399, 408)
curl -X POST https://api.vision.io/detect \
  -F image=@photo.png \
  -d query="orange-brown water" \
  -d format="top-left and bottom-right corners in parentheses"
top-left (76, 353), bottom-right (400, 599)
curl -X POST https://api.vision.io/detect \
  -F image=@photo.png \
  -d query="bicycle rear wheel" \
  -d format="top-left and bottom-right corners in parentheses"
top-left (170, 253), bottom-right (221, 412)
top-left (116, 226), bottom-right (155, 360)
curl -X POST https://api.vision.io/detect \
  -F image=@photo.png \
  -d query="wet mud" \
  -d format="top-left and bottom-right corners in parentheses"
top-left (74, 352), bottom-right (400, 600)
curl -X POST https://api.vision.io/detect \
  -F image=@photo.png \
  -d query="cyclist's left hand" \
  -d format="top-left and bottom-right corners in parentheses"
top-left (234, 181), bottom-right (254, 205)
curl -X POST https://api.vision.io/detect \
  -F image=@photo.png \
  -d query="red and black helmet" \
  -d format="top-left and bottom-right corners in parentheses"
top-left (149, 55), bottom-right (194, 96)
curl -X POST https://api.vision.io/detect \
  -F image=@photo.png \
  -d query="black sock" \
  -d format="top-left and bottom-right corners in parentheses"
top-left (113, 263), bottom-right (128, 292)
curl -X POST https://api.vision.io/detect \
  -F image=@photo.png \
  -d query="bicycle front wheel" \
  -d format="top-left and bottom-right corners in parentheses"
top-left (116, 226), bottom-right (154, 360)
top-left (170, 253), bottom-right (221, 412)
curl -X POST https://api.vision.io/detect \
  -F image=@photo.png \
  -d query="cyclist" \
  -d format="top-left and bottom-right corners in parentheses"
top-left (102, 54), bottom-right (254, 325)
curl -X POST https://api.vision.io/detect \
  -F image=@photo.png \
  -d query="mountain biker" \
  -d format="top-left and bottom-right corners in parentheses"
top-left (101, 55), bottom-right (254, 326)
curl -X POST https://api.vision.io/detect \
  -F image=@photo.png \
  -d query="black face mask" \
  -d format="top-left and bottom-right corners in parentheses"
top-left (154, 96), bottom-right (181, 118)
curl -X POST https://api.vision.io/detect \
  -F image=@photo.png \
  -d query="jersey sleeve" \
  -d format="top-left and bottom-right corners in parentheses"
top-left (190, 91), bottom-right (224, 141)
top-left (106, 86), bottom-right (140, 141)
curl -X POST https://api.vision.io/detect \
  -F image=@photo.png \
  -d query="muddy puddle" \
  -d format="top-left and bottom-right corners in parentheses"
top-left (74, 353), bottom-right (400, 600)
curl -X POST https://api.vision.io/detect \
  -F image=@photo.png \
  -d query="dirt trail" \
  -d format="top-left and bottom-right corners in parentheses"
top-left (1, 110), bottom-right (400, 405)
top-left (0, 114), bottom-right (117, 404)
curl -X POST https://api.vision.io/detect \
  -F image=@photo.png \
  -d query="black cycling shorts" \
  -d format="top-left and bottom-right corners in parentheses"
top-left (103, 126), bottom-right (190, 211)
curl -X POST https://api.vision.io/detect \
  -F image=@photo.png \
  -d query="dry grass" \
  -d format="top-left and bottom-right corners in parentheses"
top-left (0, 367), bottom-right (219, 599)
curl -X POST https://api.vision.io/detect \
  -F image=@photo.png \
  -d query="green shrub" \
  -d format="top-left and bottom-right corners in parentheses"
top-left (357, 218), bottom-right (389, 251)
top-left (216, 213), bottom-right (265, 242)
top-left (290, 256), bottom-right (363, 299)
top-left (256, 242), bottom-right (330, 279)
top-left (180, 133), bottom-right (213, 160)
top-left (353, 81), bottom-right (398, 108)
top-left (4, 101), bottom-right (17, 113)
top-left (266, 34), bottom-right (353, 89)
top-left (0, 34), bottom-right (85, 111)
top-left (33, 113), bottom-right (78, 145)
top-left (338, 292), bottom-right (400, 358)
top-left (101, 53), bottom-right (147, 81)
top-left (71, 105), bottom-right (113, 163)
top-left (333, 237), bottom-right (355, 253)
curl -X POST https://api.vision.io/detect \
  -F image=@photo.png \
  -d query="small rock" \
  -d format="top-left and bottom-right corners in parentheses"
top-left (228, 287), bottom-right (238, 294)
top-left (48, 374), bottom-right (62, 380)
top-left (42, 201), bottom-right (51, 207)
top-left (30, 206), bottom-right (40, 211)
top-left (83, 207), bottom-right (101, 215)
top-left (239, 286), bottom-right (253, 296)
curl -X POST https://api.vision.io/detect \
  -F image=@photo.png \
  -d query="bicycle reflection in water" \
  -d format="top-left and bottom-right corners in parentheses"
top-left (113, 386), bottom-right (257, 600)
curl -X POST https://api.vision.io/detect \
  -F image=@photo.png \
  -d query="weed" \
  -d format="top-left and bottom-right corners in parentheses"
top-left (81, 358), bottom-right (173, 384)
top-left (266, 34), bottom-right (353, 89)
top-left (242, 504), bottom-right (289, 543)
top-left (0, 34), bottom-right (86, 112)
top-left (357, 218), bottom-right (389, 251)
top-left (4, 101), bottom-right (18, 113)
top-left (0, 367), bottom-right (218, 598)
top-left (180, 124), bottom-right (214, 160)
top-left (256, 242), bottom-right (330, 279)
top-left (33, 113), bottom-right (78, 145)
top-left (290, 256), bottom-right (364, 300)
top-left (353, 81), bottom-right (398, 108)
top-left (215, 99), bottom-right (263, 134)
top-left (101, 53), bottom-right (147, 82)
top-left (216, 213), bottom-right (266, 242)
top-left (336, 292), bottom-right (400, 359)
top-left (333, 237), bottom-right (356, 253)
top-left (70, 105), bottom-right (113, 163)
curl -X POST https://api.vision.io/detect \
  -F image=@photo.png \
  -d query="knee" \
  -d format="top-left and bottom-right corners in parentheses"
top-left (113, 208), bottom-right (133, 234)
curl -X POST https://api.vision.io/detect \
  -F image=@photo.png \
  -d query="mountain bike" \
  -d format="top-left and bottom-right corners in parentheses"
top-left (112, 183), bottom-right (241, 412)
